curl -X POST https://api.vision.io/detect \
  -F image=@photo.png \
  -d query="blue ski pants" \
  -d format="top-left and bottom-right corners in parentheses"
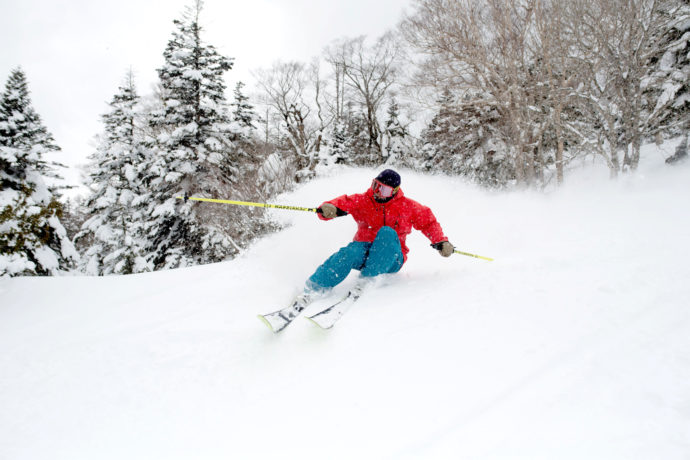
top-left (307, 226), bottom-right (404, 291)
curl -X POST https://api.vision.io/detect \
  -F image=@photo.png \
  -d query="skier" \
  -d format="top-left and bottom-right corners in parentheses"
top-left (307, 168), bottom-right (453, 295)
top-left (259, 169), bottom-right (454, 331)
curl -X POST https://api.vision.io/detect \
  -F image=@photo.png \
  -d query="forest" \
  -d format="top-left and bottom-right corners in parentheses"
top-left (1, 0), bottom-right (689, 277)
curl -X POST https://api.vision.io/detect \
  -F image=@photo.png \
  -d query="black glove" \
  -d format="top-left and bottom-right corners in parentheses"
top-left (431, 241), bottom-right (454, 257)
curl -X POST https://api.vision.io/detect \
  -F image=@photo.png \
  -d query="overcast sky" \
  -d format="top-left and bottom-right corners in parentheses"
top-left (0, 0), bottom-right (412, 189)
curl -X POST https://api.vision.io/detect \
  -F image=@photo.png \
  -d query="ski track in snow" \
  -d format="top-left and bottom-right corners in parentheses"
top-left (1, 146), bottom-right (690, 459)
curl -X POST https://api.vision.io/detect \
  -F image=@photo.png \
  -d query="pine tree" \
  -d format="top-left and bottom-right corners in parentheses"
top-left (145, 0), bottom-right (245, 270)
top-left (341, 102), bottom-right (373, 166)
top-left (0, 68), bottom-right (78, 276)
top-left (383, 98), bottom-right (409, 164)
top-left (416, 88), bottom-right (458, 172)
top-left (231, 81), bottom-right (257, 130)
top-left (80, 72), bottom-right (151, 275)
top-left (325, 117), bottom-right (351, 166)
top-left (230, 80), bottom-right (260, 167)
top-left (419, 88), bottom-right (512, 187)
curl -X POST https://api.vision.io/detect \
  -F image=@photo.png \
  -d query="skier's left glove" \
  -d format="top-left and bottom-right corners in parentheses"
top-left (431, 241), bottom-right (454, 257)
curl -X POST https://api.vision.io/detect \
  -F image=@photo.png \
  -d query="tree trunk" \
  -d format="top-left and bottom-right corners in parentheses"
top-left (555, 103), bottom-right (564, 185)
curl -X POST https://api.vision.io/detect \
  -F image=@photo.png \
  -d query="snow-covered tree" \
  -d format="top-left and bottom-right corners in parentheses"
top-left (416, 88), bottom-right (514, 187)
top-left (644, 0), bottom-right (690, 138)
top-left (324, 33), bottom-right (403, 163)
top-left (412, 89), bottom-right (456, 172)
top-left (0, 68), bottom-right (78, 276)
top-left (80, 72), bottom-right (151, 275)
top-left (145, 0), bottom-right (246, 270)
top-left (403, 0), bottom-right (687, 184)
top-left (231, 81), bottom-right (257, 130)
top-left (323, 117), bottom-right (351, 166)
top-left (382, 98), bottom-right (409, 164)
top-left (557, 0), bottom-right (688, 175)
top-left (339, 104), bottom-right (374, 166)
top-left (254, 61), bottom-right (322, 180)
top-left (403, 0), bottom-right (546, 185)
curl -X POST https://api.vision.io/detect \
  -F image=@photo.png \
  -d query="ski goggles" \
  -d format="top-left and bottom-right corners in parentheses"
top-left (371, 179), bottom-right (399, 198)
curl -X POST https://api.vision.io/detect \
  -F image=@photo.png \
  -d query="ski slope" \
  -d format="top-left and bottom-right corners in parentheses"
top-left (2, 146), bottom-right (690, 459)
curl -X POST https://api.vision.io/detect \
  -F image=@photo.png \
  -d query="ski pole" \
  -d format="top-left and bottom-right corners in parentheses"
top-left (454, 249), bottom-right (494, 262)
top-left (175, 193), bottom-right (319, 213)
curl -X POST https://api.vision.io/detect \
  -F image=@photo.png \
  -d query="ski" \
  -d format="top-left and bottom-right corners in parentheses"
top-left (305, 286), bottom-right (365, 329)
top-left (257, 291), bottom-right (314, 333)
top-left (257, 307), bottom-right (302, 333)
top-left (259, 279), bottom-right (372, 332)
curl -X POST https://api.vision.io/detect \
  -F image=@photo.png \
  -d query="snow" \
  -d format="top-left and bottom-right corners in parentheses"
top-left (1, 146), bottom-right (690, 459)
top-left (123, 164), bottom-right (136, 183)
top-left (30, 245), bottom-right (60, 273)
top-left (0, 188), bottom-right (20, 208)
top-left (26, 170), bottom-right (52, 205)
top-left (150, 198), bottom-right (176, 218)
top-left (0, 253), bottom-right (35, 276)
top-left (182, 69), bottom-right (203, 81)
top-left (674, 92), bottom-right (690, 109)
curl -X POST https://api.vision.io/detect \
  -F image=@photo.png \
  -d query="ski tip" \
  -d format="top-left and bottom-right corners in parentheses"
top-left (305, 315), bottom-right (332, 330)
top-left (257, 314), bottom-right (276, 332)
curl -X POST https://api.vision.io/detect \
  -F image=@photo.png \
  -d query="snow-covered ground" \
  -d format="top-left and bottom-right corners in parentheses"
top-left (2, 144), bottom-right (690, 459)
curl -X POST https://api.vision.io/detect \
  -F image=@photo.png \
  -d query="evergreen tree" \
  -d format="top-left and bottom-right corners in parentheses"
top-left (80, 72), bottom-right (151, 275)
top-left (342, 103), bottom-right (373, 166)
top-left (383, 98), bottom-right (409, 164)
top-left (229, 81), bottom-right (261, 171)
top-left (145, 0), bottom-right (246, 270)
top-left (416, 88), bottom-right (458, 172)
top-left (0, 68), bottom-right (78, 276)
top-left (419, 88), bottom-right (512, 187)
top-left (231, 81), bottom-right (257, 130)
top-left (325, 117), bottom-right (351, 166)
top-left (317, 115), bottom-right (351, 168)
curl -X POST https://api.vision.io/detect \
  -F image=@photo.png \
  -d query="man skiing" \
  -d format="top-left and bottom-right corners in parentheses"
top-left (259, 169), bottom-right (454, 332)
top-left (309, 168), bottom-right (453, 291)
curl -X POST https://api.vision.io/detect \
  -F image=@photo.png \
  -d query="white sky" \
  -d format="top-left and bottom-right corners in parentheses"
top-left (0, 0), bottom-right (412, 189)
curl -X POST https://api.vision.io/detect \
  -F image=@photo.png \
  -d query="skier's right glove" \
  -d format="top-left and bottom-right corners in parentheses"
top-left (318, 203), bottom-right (339, 219)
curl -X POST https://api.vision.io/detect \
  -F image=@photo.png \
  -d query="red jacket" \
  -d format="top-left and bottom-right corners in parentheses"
top-left (318, 188), bottom-right (448, 263)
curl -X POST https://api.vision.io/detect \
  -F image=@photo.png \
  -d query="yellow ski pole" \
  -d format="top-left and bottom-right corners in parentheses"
top-left (175, 194), bottom-right (320, 213)
top-left (454, 249), bottom-right (494, 262)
